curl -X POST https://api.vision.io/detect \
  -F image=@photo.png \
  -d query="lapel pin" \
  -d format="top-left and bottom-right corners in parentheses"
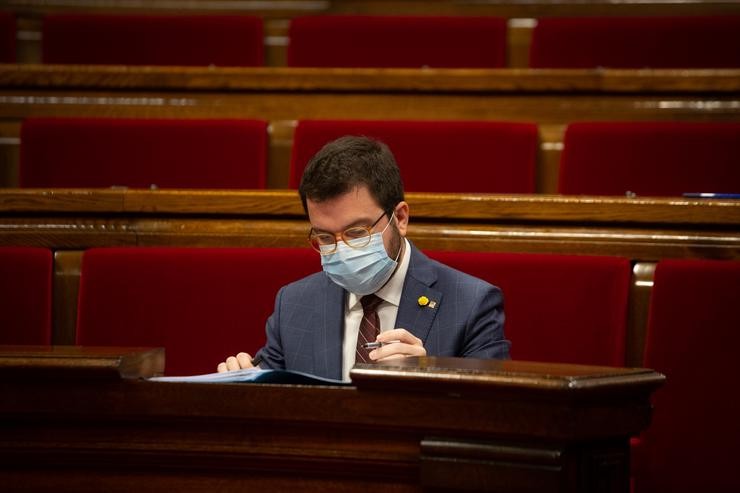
top-left (418, 296), bottom-right (437, 309)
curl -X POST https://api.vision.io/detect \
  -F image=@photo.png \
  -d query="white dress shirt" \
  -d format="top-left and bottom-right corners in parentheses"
top-left (341, 238), bottom-right (411, 381)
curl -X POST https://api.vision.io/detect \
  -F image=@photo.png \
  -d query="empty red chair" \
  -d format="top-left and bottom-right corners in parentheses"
top-left (634, 259), bottom-right (740, 493)
top-left (0, 11), bottom-right (15, 63)
top-left (288, 15), bottom-right (507, 68)
top-left (20, 117), bottom-right (268, 189)
top-left (558, 121), bottom-right (740, 196)
top-left (42, 13), bottom-right (263, 66)
top-left (290, 120), bottom-right (538, 193)
top-left (426, 251), bottom-right (631, 366)
top-left (76, 247), bottom-right (321, 375)
top-left (0, 247), bottom-right (53, 345)
top-left (530, 16), bottom-right (740, 68)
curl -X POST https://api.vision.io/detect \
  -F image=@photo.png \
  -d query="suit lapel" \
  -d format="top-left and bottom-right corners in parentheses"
top-left (394, 245), bottom-right (442, 345)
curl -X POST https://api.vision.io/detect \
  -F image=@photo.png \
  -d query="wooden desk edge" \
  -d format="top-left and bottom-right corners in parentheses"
top-left (0, 345), bottom-right (165, 379)
top-left (352, 356), bottom-right (665, 396)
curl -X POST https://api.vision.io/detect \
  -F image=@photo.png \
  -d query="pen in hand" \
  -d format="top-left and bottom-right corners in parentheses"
top-left (362, 340), bottom-right (401, 350)
top-left (251, 354), bottom-right (262, 367)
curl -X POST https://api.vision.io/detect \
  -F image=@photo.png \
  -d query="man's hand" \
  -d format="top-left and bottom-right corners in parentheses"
top-left (217, 352), bottom-right (254, 372)
top-left (369, 328), bottom-right (426, 361)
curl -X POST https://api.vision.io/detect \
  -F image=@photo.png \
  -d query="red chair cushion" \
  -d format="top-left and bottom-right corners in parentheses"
top-left (76, 247), bottom-right (321, 376)
top-left (635, 259), bottom-right (740, 493)
top-left (530, 16), bottom-right (740, 68)
top-left (0, 11), bottom-right (15, 63)
top-left (42, 13), bottom-right (263, 66)
top-left (558, 121), bottom-right (740, 196)
top-left (290, 120), bottom-right (538, 193)
top-left (288, 15), bottom-right (507, 68)
top-left (20, 117), bottom-right (268, 189)
top-left (0, 247), bottom-right (52, 345)
top-left (426, 251), bottom-right (631, 366)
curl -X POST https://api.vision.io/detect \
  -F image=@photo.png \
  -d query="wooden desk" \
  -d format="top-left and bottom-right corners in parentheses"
top-left (0, 346), bottom-right (664, 492)
top-left (1, 65), bottom-right (738, 190)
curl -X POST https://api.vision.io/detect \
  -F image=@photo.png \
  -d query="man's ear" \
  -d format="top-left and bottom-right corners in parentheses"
top-left (394, 201), bottom-right (410, 236)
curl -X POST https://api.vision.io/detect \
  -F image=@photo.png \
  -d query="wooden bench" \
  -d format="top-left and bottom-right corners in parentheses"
top-left (1, 65), bottom-right (738, 191)
top-left (7, 0), bottom-right (740, 67)
top-left (1, 188), bottom-right (738, 367)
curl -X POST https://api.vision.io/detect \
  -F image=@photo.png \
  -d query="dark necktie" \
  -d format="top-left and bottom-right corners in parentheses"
top-left (355, 294), bottom-right (383, 364)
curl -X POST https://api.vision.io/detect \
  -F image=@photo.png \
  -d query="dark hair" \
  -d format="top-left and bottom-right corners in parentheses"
top-left (298, 135), bottom-right (404, 214)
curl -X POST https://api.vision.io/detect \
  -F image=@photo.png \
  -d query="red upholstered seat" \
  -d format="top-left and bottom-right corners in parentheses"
top-left (288, 15), bottom-right (507, 68)
top-left (42, 13), bottom-right (263, 66)
top-left (0, 11), bottom-right (15, 63)
top-left (20, 117), bottom-right (268, 189)
top-left (290, 120), bottom-right (538, 193)
top-left (634, 259), bottom-right (740, 493)
top-left (0, 247), bottom-right (53, 345)
top-left (426, 251), bottom-right (631, 366)
top-left (76, 247), bottom-right (321, 376)
top-left (530, 16), bottom-right (740, 68)
top-left (558, 121), bottom-right (740, 196)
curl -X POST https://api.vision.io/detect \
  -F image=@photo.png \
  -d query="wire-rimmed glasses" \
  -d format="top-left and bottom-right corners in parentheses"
top-left (308, 211), bottom-right (388, 254)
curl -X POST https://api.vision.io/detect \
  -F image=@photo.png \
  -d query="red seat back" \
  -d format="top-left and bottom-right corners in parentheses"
top-left (426, 251), bottom-right (631, 366)
top-left (290, 120), bottom-right (538, 193)
top-left (558, 121), bottom-right (740, 196)
top-left (0, 11), bottom-right (15, 63)
top-left (635, 259), bottom-right (740, 493)
top-left (530, 16), bottom-right (740, 68)
top-left (42, 13), bottom-right (263, 66)
top-left (288, 15), bottom-right (507, 68)
top-left (20, 117), bottom-right (268, 189)
top-left (0, 247), bottom-right (53, 345)
top-left (76, 247), bottom-right (321, 376)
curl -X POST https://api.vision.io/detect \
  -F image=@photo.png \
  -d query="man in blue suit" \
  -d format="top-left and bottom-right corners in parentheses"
top-left (218, 136), bottom-right (509, 381)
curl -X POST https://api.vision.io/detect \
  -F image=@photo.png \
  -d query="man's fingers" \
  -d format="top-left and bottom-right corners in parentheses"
top-left (376, 353), bottom-right (408, 361)
top-left (370, 339), bottom-right (427, 361)
top-left (224, 356), bottom-right (239, 371)
top-left (218, 352), bottom-right (255, 372)
top-left (376, 328), bottom-right (422, 346)
top-left (236, 352), bottom-right (253, 368)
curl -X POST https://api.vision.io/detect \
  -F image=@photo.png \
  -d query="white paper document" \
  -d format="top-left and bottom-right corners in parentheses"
top-left (149, 367), bottom-right (349, 386)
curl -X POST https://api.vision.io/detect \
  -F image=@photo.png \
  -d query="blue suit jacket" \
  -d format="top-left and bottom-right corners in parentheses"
top-left (256, 243), bottom-right (509, 380)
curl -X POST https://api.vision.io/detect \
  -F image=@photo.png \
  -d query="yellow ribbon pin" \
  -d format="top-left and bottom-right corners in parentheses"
top-left (417, 295), bottom-right (429, 307)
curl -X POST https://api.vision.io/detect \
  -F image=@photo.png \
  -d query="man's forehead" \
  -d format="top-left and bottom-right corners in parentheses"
top-left (307, 186), bottom-right (383, 230)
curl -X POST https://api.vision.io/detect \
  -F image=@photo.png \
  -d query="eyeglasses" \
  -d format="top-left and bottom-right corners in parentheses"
top-left (309, 211), bottom-right (389, 255)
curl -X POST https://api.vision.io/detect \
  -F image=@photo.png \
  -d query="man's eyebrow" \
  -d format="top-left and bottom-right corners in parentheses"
top-left (311, 216), bottom-right (376, 234)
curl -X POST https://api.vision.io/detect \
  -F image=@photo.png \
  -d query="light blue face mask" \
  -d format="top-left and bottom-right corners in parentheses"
top-left (320, 214), bottom-right (401, 295)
